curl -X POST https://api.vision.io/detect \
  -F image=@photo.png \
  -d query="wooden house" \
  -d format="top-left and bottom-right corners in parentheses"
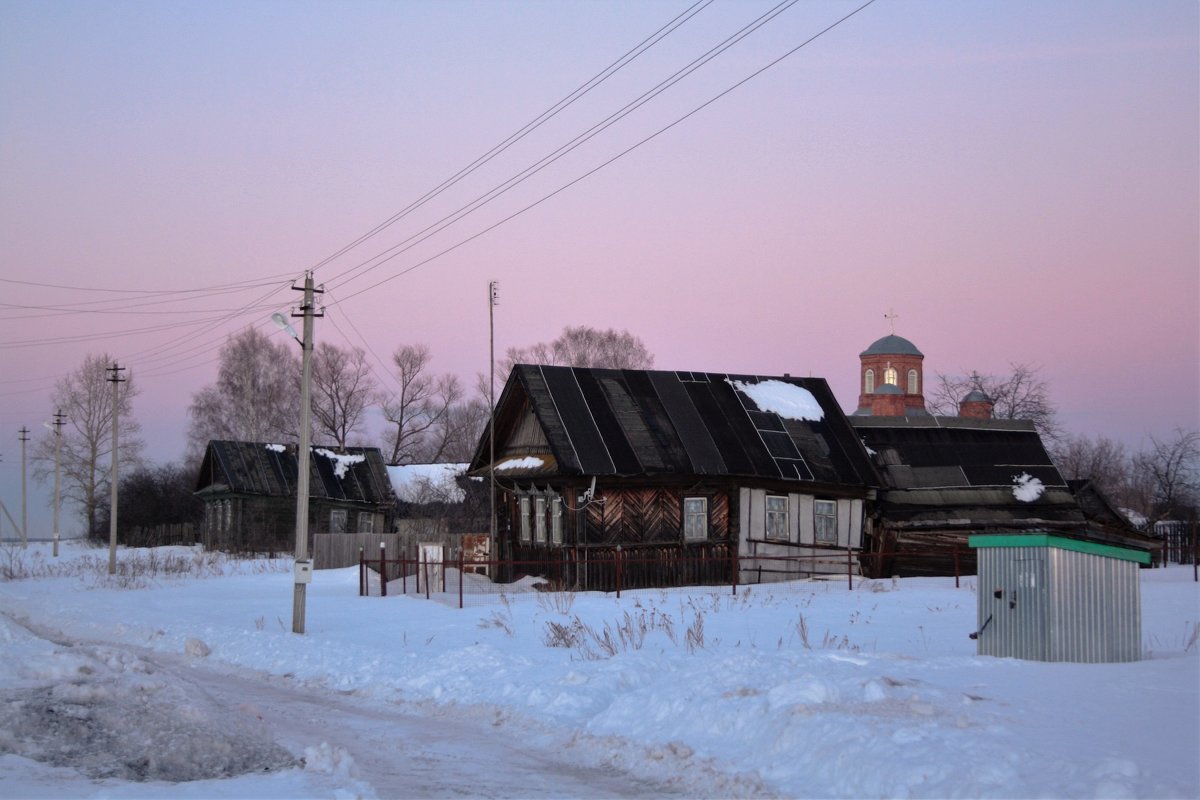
top-left (467, 365), bottom-right (880, 590)
top-left (194, 440), bottom-right (395, 553)
top-left (850, 417), bottom-right (1155, 576)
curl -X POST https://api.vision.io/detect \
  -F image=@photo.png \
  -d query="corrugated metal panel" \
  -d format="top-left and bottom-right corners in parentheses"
top-left (975, 540), bottom-right (1141, 663)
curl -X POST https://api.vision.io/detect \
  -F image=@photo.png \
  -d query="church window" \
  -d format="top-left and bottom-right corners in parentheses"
top-left (864, 369), bottom-right (875, 394)
top-left (907, 369), bottom-right (919, 395)
top-left (884, 367), bottom-right (898, 386)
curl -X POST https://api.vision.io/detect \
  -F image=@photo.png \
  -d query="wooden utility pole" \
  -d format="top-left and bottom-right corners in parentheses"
top-left (106, 364), bottom-right (126, 575)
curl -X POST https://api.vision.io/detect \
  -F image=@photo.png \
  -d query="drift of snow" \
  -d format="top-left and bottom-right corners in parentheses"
top-left (728, 378), bottom-right (824, 422)
top-left (0, 542), bottom-right (1196, 799)
top-left (314, 449), bottom-right (365, 479)
top-left (264, 444), bottom-right (286, 453)
top-left (386, 463), bottom-right (468, 503)
top-left (495, 456), bottom-right (545, 471)
top-left (1012, 471), bottom-right (1046, 502)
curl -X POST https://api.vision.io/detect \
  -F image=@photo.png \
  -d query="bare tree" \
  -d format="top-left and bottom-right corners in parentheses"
top-left (500, 325), bottom-right (655, 378)
top-left (1052, 434), bottom-right (1130, 502)
top-left (420, 390), bottom-right (490, 464)
top-left (928, 363), bottom-right (1062, 442)
top-left (311, 342), bottom-right (376, 450)
top-left (186, 327), bottom-right (299, 459)
top-left (380, 345), bottom-right (450, 464)
top-left (1130, 428), bottom-right (1200, 522)
top-left (33, 353), bottom-right (144, 539)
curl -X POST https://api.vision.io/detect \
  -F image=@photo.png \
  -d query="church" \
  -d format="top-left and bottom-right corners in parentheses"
top-left (844, 330), bottom-right (1145, 575)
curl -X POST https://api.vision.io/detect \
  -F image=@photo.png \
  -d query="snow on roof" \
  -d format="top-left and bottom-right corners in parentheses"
top-left (387, 463), bottom-right (468, 503)
top-left (315, 449), bottom-right (366, 479)
top-left (264, 444), bottom-right (286, 453)
top-left (495, 456), bottom-right (545, 471)
top-left (1012, 472), bottom-right (1046, 502)
top-left (728, 378), bottom-right (824, 422)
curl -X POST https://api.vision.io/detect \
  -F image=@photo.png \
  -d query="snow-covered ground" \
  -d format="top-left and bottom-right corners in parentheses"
top-left (1, 541), bottom-right (1197, 799)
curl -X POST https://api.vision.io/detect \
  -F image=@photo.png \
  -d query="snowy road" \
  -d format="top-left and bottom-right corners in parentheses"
top-left (2, 614), bottom-right (710, 798)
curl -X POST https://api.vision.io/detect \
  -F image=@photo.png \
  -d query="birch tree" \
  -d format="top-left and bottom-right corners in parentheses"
top-left (312, 342), bottom-right (376, 450)
top-left (33, 353), bottom-right (144, 538)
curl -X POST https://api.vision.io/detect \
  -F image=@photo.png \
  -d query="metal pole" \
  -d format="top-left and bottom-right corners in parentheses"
top-left (53, 411), bottom-right (63, 557)
top-left (488, 281), bottom-right (498, 566)
top-left (292, 272), bottom-right (320, 634)
top-left (18, 427), bottom-right (29, 547)
top-left (106, 365), bottom-right (125, 574)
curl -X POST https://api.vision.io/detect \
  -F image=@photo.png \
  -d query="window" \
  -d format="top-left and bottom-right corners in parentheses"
top-left (864, 369), bottom-right (875, 394)
top-left (534, 497), bottom-right (547, 543)
top-left (222, 500), bottom-right (232, 532)
top-left (551, 497), bottom-right (563, 544)
top-left (765, 495), bottom-right (789, 541)
top-left (683, 497), bottom-right (708, 541)
top-left (907, 369), bottom-right (919, 395)
top-left (883, 367), bottom-right (898, 386)
top-left (814, 500), bottom-right (837, 544)
top-left (329, 509), bottom-right (347, 533)
top-left (519, 496), bottom-right (531, 543)
top-left (357, 512), bottom-right (374, 534)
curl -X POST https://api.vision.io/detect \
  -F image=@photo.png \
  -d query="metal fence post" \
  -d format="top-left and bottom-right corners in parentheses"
top-left (458, 548), bottom-right (464, 610)
top-left (358, 546), bottom-right (364, 597)
top-left (731, 544), bottom-right (738, 596)
top-left (380, 542), bottom-right (387, 598)
top-left (615, 545), bottom-right (622, 599)
top-left (847, 546), bottom-right (853, 591)
top-left (953, 545), bottom-right (960, 589)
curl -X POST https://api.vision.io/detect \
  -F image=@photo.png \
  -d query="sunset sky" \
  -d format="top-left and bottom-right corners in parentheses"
top-left (2, 0), bottom-right (1197, 536)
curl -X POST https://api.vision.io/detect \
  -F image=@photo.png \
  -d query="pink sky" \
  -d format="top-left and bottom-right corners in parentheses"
top-left (2, 0), bottom-right (1197, 536)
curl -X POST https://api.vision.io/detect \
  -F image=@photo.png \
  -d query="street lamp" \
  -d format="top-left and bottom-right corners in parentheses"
top-left (274, 274), bottom-right (322, 634)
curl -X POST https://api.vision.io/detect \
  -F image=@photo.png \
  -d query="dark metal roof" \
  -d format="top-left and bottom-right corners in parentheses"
top-left (860, 334), bottom-right (923, 357)
top-left (471, 366), bottom-right (878, 488)
top-left (195, 441), bottom-right (395, 506)
top-left (851, 417), bottom-right (1064, 490)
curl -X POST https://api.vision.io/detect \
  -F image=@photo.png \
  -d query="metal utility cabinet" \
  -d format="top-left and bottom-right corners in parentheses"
top-left (969, 534), bottom-right (1150, 663)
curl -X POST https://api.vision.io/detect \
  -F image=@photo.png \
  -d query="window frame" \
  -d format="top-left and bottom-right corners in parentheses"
top-left (907, 369), bottom-right (919, 395)
top-left (551, 496), bottom-right (563, 544)
top-left (814, 499), bottom-right (838, 544)
top-left (357, 511), bottom-right (375, 534)
top-left (864, 368), bottom-right (875, 394)
top-left (884, 366), bottom-right (898, 386)
top-left (765, 494), bottom-right (789, 542)
top-left (683, 496), bottom-right (708, 542)
top-left (534, 496), bottom-right (547, 543)
top-left (329, 508), bottom-right (347, 534)
top-left (518, 496), bottom-right (531, 543)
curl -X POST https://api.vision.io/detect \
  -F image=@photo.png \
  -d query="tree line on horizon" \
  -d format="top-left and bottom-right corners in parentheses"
top-left (27, 328), bottom-right (1199, 540)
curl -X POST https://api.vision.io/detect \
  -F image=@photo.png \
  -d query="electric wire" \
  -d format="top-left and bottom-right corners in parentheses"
top-left (326, 0), bottom-right (878, 306)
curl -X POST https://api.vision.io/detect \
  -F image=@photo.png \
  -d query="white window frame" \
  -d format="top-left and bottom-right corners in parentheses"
top-left (907, 369), bottom-right (919, 395)
top-left (518, 496), bottom-right (531, 543)
top-left (357, 512), bottom-right (375, 534)
top-left (864, 368), bottom-right (875, 394)
top-left (765, 495), bottom-right (789, 541)
top-left (551, 496), bottom-right (563, 544)
top-left (884, 366), bottom-right (898, 386)
top-left (683, 497), bottom-right (708, 541)
top-left (329, 508), bottom-right (347, 534)
top-left (534, 496), bottom-right (547, 543)
top-left (814, 500), bottom-right (838, 544)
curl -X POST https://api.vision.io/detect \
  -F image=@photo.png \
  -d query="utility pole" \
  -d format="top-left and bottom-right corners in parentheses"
top-left (291, 272), bottom-right (322, 635)
top-left (488, 281), bottom-right (498, 561)
top-left (52, 410), bottom-right (65, 557)
top-left (18, 427), bottom-right (29, 547)
top-left (106, 364), bottom-right (126, 575)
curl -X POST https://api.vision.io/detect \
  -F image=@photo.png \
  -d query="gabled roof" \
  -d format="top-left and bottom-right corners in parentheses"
top-left (195, 441), bottom-right (395, 506)
top-left (470, 365), bottom-right (878, 488)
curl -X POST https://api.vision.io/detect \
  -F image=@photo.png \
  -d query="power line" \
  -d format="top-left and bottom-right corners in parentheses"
top-left (326, 0), bottom-right (878, 306)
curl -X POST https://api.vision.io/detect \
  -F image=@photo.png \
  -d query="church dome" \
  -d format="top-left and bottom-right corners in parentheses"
top-left (962, 389), bottom-right (991, 403)
top-left (860, 334), bottom-right (923, 358)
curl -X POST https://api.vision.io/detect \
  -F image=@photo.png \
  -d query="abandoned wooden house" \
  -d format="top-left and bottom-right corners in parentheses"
top-left (195, 440), bottom-right (395, 553)
top-left (467, 365), bottom-right (880, 590)
top-left (848, 333), bottom-right (1154, 576)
